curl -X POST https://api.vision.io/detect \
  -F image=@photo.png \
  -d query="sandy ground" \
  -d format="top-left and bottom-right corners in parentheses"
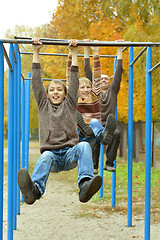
top-left (3, 173), bottom-right (160, 240)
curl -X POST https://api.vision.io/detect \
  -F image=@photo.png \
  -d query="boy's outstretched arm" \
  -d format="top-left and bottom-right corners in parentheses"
top-left (32, 37), bottom-right (43, 63)
top-left (83, 39), bottom-right (92, 82)
top-left (92, 40), bottom-right (101, 96)
top-left (69, 39), bottom-right (78, 66)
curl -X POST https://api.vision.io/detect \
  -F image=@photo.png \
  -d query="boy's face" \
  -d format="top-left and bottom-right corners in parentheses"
top-left (78, 81), bottom-right (92, 99)
top-left (47, 82), bottom-right (66, 105)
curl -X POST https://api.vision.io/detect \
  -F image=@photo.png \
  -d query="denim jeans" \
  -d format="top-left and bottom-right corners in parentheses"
top-left (31, 142), bottom-right (94, 196)
top-left (78, 118), bottom-right (104, 150)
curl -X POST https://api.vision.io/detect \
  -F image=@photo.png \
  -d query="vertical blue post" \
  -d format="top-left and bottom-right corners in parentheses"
top-left (112, 56), bottom-right (117, 207)
top-left (13, 44), bottom-right (18, 230)
top-left (0, 42), bottom-right (4, 240)
top-left (8, 44), bottom-right (14, 240)
top-left (144, 47), bottom-right (152, 240)
top-left (21, 78), bottom-right (25, 202)
top-left (25, 73), bottom-right (31, 171)
top-left (128, 47), bottom-right (133, 227)
top-left (99, 144), bottom-right (104, 198)
top-left (16, 47), bottom-right (21, 215)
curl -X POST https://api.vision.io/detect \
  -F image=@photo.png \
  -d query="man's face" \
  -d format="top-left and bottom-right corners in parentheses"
top-left (78, 81), bottom-right (92, 99)
top-left (47, 82), bottom-right (66, 105)
top-left (100, 75), bottom-right (110, 91)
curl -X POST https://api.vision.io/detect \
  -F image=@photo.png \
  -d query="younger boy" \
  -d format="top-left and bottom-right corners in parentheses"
top-left (17, 38), bottom-right (102, 205)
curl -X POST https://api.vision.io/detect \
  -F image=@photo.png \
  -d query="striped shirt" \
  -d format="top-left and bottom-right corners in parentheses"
top-left (67, 55), bottom-right (101, 125)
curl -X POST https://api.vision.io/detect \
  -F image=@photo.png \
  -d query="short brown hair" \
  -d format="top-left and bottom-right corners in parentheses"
top-left (46, 80), bottom-right (67, 94)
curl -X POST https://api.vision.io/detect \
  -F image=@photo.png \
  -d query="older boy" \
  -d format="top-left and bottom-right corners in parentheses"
top-left (18, 38), bottom-right (102, 205)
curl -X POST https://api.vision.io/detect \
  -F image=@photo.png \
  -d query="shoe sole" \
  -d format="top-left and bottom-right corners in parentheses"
top-left (76, 111), bottom-right (93, 137)
top-left (79, 175), bottom-right (102, 203)
top-left (104, 166), bottom-right (116, 172)
top-left (18, 168), bottom-right (36, 205)
top-left (103, 114), bottom-right (116, 145)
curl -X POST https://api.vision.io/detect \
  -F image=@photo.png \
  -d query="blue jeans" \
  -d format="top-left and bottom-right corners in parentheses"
top-left (31, 142), bottom-right (94, 196)
top-left (78, 118), bottom-right (104, 150)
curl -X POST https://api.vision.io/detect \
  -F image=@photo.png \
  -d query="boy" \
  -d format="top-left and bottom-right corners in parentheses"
top-left (67, 40), bottom-right (117, 164)
top-left (17, 38), bottom-right (102, 205)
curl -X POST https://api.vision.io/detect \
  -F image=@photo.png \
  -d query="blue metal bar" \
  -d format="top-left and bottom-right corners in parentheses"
top-left (144, 47), bottom-right (152, 240)
top-left (16, 47), bottom-right (21, 215)
top-left (13, 44), bottom-right (18, 230)
top-left (21, 78), bottom-right (25, 202)
top-left (0, 42), bottom-right (4, 240)
top-left (127, 47), bottom-right (133, 227)
top-left (112, 56), bottom-right (117, 208)
top-left (8, 44), bottom-right (14, 240)
top-left (99, 144), bottom-right (104, 198)
top-left (25, 73), bottom-right (31, 171)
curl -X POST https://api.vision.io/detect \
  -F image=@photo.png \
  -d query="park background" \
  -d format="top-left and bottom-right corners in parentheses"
top-left (2, 0), bottom-right (160, 167)
top-left (1, 1), bottom-right (160, 239)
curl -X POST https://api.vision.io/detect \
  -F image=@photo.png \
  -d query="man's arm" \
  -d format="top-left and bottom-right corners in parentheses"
top-left (111, 44), bottom-right (123, 95)
top-left (83, 39), bottom-right (92, 82)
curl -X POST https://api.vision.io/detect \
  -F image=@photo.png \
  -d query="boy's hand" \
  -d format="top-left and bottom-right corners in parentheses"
top-left (69, 39), bottom-right (78, 53)
top-left (91, 40), bottom-right (100, 55)
top-left (69, 39), bottom-right (78, 66)
top-left (32, 37), bottom-right (43, 50)
top-left (83, 39), bottom-right (90, 58)
top-left (69, 39), bottom-right (78, 47)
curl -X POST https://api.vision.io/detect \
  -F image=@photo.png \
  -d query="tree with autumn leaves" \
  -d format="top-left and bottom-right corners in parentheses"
top-left (3, 0), bottom-right (160, 134)
top-left (46, 0), bottom-right (160, 123)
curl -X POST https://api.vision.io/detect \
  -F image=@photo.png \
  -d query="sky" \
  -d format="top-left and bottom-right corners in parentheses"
top-left (0, 0), bottom-right (58, 38)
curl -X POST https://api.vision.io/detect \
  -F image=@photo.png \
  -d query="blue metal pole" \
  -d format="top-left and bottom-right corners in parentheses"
top-left (16, 46), bottom-right (21, 215)
top-left (8, 44), bottom-right (14, 240)
top-left (112, 57), bottom-right (117, 207)
top-left (99, 144), bottom-right (104, 198)
top-left (21, 78), bottom-right (25, 202)
top-left (127, 47), bottom-right (133, 227)
top-left (25, 73), bottom-right (31, 171)
top-left (0, 42), bottom-right (4, 240)
top-left (144, 47), bottom-right (152, 240)
top-left (13, 44), bottom-right (18, 230)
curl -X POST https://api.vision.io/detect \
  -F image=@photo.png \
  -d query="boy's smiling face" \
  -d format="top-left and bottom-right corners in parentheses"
top-left (47, 82), bottom-right (66, 105)
top-left (78, 81), bottom-right (92, 99)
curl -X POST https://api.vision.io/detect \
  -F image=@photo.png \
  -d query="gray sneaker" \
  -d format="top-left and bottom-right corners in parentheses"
top-left (104, 164), bottom-right (116, 172)
top-left (93, 169), bottom-right (98, 175)
top-left (18, 168), bottom-right (40, 205)
top-left (79, 175), bottom-right (102, 203)
top-left (99, 114), bottom-right (116, 145)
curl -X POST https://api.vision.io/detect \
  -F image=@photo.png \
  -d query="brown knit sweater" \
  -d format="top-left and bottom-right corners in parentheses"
top-left (32, 63), bottom-right (79, 153)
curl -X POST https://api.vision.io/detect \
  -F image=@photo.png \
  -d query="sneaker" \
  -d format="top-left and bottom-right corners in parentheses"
top-left (99, 114), bottom-right (116, 145)
top-left (79, 175), bottom-right (102, 203)
top-left (18, 168), bottom-right (40, 205)
top-left (104, 164), bottom-right (116, 172)
top-left (76, 110), bottom-right (93, 137)
top-left (93, 169), bottom-right (98, 175)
